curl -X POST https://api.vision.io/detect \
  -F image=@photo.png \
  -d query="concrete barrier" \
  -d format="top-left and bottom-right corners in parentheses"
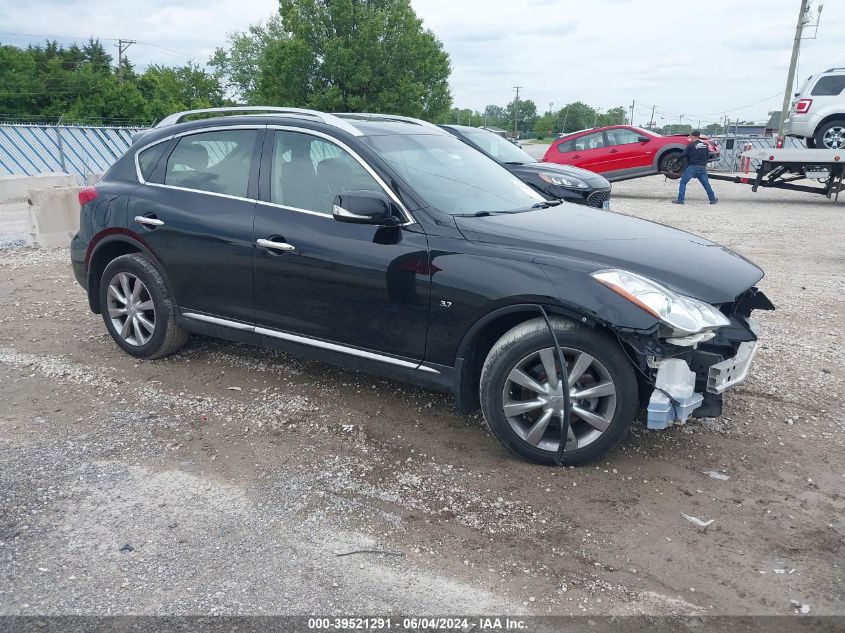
top-left (27, 186), bottom-right (82, 249)
top-left (0, 173), bottom-right (77, 203)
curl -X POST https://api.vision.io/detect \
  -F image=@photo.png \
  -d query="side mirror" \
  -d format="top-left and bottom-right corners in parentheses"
top-left (332, 191), bottom-right (398, 226)
top-left (638, 136), bottom-right (650, 143)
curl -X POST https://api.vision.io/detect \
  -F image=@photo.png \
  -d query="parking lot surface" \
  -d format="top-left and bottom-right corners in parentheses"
top-left (0, 175), bottom-right (843, 615)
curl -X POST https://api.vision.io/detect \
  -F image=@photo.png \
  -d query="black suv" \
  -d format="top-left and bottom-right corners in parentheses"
top-left (71, 107), bottom-right (773, 465)
top-left (440, 124), bottom-right (612, 208)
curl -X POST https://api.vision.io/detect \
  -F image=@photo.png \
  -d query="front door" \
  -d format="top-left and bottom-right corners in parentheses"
top-left (127, 127), bottom-right (260, 324)
top-left (603, 127), bottom-right (652, 176)
top-left (252, 128), bottom-right (430, 362)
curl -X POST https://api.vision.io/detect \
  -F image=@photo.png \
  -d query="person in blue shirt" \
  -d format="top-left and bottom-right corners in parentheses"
top-left (673, 131), bottom-right (718, 205)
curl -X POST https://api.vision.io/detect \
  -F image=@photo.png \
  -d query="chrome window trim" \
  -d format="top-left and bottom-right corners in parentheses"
top-left (181, 312), bottom-right (437, 373)
top-left (266, 124), bottom-right (415, 226)
top-left (133, 124), bottom-right (416, 226)
top-left (146, 182), bottom-right (256, 204)
top-left (134, 124), bottom-right (263, 186)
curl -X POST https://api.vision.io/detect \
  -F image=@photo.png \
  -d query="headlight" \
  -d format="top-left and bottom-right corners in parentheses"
top-left (538, 172), bottom-right (589, 189)
top-left (591, 269), bottom-right (730, 335)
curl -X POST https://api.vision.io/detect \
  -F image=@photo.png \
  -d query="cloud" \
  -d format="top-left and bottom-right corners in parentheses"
top-left (1, 0), bottom-right (843, 123)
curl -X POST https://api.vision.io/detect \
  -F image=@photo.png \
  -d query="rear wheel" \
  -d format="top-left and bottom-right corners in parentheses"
top-left (480, 317), bottom-right (638, 466)
top-left (99, 253), bottom-right (188, 359)
top-left (814, 120), bottom-right (845, 150)
top-left (660, 151), bottom-right (686, 179)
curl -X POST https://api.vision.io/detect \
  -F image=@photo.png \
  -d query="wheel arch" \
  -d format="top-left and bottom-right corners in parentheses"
top-left (653, 144), bottom-right (685, 172)
top-left (86, 232), bottom-right (170, 314)
top-left (813, 113), bottom-right (845, 138)
top-left (453, 302), bottom-right (604, 414)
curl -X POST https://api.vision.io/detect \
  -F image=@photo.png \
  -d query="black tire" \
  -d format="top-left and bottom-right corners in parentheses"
top-left (814, 120), bottom-right (845, 150)
top-left (99, 253), bottom-right (188, 359)
top-left (660, 151), bottom-right (686, 179)
top-left (805, 137), bottom-right (816, 149)
top-left (480, 317), bottom-right (637, 466)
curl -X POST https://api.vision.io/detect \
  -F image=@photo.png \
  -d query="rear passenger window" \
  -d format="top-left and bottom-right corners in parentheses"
top-left (811, 76), bottom-right (845, 96)
top-left (164, 129), bottom-right (257, 197)
top-left (137, 142), bottom-right (167, 181)
top-left (557, 140), bottom-right (575, 153)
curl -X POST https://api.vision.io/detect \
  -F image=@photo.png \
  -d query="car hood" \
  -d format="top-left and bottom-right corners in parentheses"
top-left (455, 205), bottom-right (763, 304)
top-left (508, 161), bottom-right (610, 188)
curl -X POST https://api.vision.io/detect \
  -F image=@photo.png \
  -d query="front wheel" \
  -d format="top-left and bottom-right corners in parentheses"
top-left (479, 317), bottom-right (638, 466)
top-left (660, 152), bottom-right (686, 179)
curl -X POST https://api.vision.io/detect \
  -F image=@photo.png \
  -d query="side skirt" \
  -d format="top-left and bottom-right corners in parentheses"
top-left (176, 310), bottom-right (455, 395)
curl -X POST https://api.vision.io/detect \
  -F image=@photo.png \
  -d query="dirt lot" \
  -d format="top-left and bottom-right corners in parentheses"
top-left (0, 175), bottom-right (843, 616)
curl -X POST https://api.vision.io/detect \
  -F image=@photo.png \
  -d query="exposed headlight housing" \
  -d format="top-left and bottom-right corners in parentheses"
top-left (591, 269), bottom-right (730, 336)
top-left (538, 172), bottom-right (589, 189)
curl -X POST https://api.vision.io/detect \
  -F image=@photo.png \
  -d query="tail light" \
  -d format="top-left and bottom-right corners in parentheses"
top-left (78, 186), bottom-right (97, 206)
top-left (795, 99), bottom-right (813, 114)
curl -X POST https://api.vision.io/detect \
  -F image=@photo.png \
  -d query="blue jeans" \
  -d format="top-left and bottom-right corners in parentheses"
top-left (677, 165), bottom-right (715, 202)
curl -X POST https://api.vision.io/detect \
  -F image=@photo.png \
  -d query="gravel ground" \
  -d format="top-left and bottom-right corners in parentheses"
top-left (0, 175), bottom-right (843, 617)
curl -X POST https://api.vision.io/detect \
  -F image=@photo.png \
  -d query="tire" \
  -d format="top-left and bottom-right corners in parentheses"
top-left (659, 151), bottom-right (686, 179)
top-left (814, 120), bottom-right (845, 150)
top-left (99, 253), bottom-right (188, 360)
top-left (805, 137), bottom-right (816, 149)
top-left (480, 317), bottom-right (638, 466)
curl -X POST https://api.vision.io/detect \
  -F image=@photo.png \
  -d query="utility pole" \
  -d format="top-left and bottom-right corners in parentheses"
top-left (630, 100), bottom-right (635, 126)
top-left (116, 38), bottom-right (136, 82)
top-left (778, 0), bottom-right (810, 136)
top-left (648, 105), bottom-right (656, 128)
top-left (513, 86), bottom-right (522, 138)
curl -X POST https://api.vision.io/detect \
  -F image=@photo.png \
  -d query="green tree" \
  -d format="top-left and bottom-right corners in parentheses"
top-left (209, 14), bottom-right (287, 102)
top-left (258, 0), bottom-right (452, 119)
top-left (505, 98), bottom-right (537, 137)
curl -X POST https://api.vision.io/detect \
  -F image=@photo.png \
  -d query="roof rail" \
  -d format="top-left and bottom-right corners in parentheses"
top-left (154, 106), bottom-right (363, 136)
top-left (333, 112), bottom-right (445, 133)
top-left (824, 67), bottom-right (845, 73)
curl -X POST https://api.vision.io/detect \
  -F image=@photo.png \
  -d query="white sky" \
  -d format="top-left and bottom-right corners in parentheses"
top-left (1, 0), bottom-right (842, 125)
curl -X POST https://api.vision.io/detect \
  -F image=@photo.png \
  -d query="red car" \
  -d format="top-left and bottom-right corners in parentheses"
top-left (542, 125), bottom-right (720, 182)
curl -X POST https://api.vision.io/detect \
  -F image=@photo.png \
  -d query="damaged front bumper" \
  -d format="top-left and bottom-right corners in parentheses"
top-left (620, 287), bottom-right (774, 429)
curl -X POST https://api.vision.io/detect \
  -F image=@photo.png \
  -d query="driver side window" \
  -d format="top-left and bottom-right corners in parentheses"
top-left (270, 131), bottom-right (381, 214)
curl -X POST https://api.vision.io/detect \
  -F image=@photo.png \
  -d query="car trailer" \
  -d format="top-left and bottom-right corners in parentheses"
top-left (707, 148), bottom-right (844, 201)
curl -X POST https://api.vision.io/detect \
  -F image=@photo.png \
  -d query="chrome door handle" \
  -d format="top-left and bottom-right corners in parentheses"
top-left (257, 238), bottom-right (296, 252)
top-left (135, 215), bottom-right (164, 227)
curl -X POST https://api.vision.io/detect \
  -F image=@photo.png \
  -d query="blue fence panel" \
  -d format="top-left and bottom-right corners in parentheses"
top-left (0, 124), bottom-right (148, 183)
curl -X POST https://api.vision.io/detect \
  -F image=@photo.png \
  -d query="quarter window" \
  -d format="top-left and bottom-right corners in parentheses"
top-left (811, 76), bottom-right (845, 96)
top-left (270, 131), bottom-right (381, 214)
top-left (137, 142), bottom-right (167, 181)
top-left (164, 129), bottom-right (257, 197)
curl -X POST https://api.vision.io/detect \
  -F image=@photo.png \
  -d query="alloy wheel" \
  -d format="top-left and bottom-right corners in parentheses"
top-left (502, 347), bottom-right (617, 452)
top-left (822, 126), bottom-right (845, 149)
top-left (106, 272), bottom-right (156, 346)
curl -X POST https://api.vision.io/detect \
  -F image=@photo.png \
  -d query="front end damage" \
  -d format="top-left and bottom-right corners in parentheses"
top-left (617, 287), bottom-right (775, 428)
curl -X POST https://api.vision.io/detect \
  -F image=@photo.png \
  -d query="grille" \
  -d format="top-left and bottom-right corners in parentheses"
top-left (586, 190), bottom-right (611, 208)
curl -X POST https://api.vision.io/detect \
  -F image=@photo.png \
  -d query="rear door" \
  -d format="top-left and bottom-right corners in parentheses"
top-left (557, 131), bottom-right (611, 173)
top-left (127, 126), bottom-right (261, 324)
top-left (251, 127), bottom-right (430, 362)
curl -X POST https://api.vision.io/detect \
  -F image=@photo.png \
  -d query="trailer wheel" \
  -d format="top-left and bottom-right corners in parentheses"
top-left (660, 152), bottom-right (686, 179)
top-left (805, 138), bottom-right (816, 149)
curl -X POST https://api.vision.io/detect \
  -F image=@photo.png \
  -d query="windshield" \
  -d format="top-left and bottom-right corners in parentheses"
top-left (459, 127), bottom-right (536, 163)
top-left (363, 134), bottom-right (545, 215)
